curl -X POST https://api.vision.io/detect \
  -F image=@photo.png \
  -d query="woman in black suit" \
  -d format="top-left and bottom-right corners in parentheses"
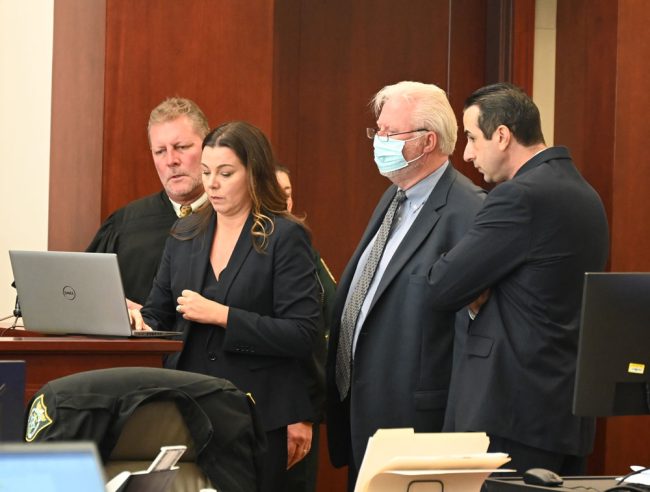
top-left (130, 121), bottom-right (321, 491)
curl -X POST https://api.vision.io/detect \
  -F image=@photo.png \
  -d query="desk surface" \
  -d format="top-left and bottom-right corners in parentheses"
top-left (486, 476), bottom-right (620, 492)
top-left (0, 334), bottom-right (183, 403)
top-left (0, 335), bottom-right (182, 353)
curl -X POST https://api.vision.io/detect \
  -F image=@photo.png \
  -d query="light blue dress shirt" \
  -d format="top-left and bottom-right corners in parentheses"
top-left (347, 162), bottom-right (449, 355)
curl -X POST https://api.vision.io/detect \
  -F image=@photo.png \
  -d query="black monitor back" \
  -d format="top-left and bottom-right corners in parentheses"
top-left (0, 360), bottom-right (26, 441)
top-left (573, 272), bottom-right (650, 417)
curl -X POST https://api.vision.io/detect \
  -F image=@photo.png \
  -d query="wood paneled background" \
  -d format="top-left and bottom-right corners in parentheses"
top-left (555, 0), bottom-right (650, 476)
top-left (48, 0), bottom-right (648, 487)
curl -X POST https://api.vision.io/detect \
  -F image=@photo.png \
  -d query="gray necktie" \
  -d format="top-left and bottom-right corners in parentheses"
top-left (335, 189), bottom-right (406, 400)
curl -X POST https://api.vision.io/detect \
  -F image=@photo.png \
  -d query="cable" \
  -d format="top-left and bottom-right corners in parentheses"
top-left (617, 468), bottom-right (650, 486)
top-left (605, 487), bottom-right (650, 492)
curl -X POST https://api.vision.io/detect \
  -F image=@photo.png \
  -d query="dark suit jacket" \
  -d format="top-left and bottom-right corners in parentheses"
top-left (142, 212), bottom-right (321, 432)
top-left (426, 147), bottom-right (609, 456)
top-left (326, 164), bottom-right (485, 469)
top-left (86, 190), bottom-right (177, 305)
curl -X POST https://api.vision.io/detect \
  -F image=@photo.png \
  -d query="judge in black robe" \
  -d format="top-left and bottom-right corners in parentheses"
top-left (86, 190), bottom-right (177, 305)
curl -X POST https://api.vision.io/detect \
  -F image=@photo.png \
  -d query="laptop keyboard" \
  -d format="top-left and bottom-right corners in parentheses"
top-left (130, 329), bottom-right (180, 338)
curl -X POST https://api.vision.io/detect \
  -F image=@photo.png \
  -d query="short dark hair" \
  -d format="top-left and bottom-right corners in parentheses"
top-left (464, 83), bottom-right (545, 146)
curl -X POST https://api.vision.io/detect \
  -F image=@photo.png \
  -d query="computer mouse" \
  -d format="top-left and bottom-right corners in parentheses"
top-left (522, 468), bottom-right (564, 487)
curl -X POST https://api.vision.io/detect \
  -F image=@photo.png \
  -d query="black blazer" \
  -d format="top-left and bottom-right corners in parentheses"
top-left (142, 212), bottom-right (321, 432)
top-left (426, 147), bottom-right (609, 456)
top-left (325, 164), bottom-right (485, 469)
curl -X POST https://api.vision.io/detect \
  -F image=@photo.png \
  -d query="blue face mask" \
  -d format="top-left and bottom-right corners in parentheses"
top-left (373, 135), bottom-right (425, 174)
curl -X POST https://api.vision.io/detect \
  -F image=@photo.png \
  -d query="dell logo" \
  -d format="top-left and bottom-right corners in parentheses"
top-left (62, 286), bottom-right (76, 300)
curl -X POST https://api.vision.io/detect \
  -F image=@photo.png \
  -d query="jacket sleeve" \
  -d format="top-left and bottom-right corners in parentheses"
top-left (140, 236), bottom-right (181, 332)
top-left (426, 182), bottom-right (532, 310)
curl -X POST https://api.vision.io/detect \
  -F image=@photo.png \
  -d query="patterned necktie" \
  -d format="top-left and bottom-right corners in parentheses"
top-left (335, 189), bottom-right (406, 400)
top-left (179, 205), bottom-right (192, 218)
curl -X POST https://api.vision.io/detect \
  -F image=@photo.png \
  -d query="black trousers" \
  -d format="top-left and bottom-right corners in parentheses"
top-left (488, 435), bottom-right (588, 475)
top-left (261, 427), bottom-right (289, 492)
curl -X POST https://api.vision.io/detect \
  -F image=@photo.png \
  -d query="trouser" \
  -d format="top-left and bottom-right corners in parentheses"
top-left (260, 427), bottom-right (289, 492)
top-left (488, 434), bottom-right (588, 475)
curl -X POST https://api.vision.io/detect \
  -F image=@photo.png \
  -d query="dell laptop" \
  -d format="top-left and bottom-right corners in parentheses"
top-left (9, 250), bottom-right (179, 338)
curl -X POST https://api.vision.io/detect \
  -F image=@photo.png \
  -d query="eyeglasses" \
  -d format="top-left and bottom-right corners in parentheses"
top-left (366, 128), bottom-right (428, 142)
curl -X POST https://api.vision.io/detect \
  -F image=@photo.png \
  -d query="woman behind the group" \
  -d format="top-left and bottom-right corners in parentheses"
top-left (130, 121), bottom-right (321, 491)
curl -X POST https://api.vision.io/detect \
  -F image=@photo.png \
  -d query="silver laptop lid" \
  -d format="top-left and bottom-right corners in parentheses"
top-left (0, 441), bottom-right (106, 491)
top-left (9, 251), bottom-right (133, 337)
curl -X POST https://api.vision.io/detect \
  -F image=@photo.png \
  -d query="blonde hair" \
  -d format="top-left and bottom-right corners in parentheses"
top-left (147, 97), bottom-right (209, 142)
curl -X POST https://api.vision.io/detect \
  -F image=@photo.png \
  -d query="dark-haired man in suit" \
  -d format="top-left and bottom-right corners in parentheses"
top-left (426, 83), bottom-right (609, 474)
top-left (326, 81), bottom-right (485, 490)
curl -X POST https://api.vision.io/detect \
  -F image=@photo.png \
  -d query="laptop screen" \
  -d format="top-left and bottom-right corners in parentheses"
top-left (0, 442), bottom-right (106, 491)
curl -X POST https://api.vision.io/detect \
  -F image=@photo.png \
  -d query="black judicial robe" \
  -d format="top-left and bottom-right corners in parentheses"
top-left (86, 190), bottom-right (177, 305)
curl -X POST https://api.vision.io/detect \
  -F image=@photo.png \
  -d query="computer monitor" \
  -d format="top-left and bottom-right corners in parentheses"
top-left (0, 360), bottom-right (26, 441)
top-left (573, 272), bottom-right (650, 417)
top-left (0, 442), bottom-right (106, 491)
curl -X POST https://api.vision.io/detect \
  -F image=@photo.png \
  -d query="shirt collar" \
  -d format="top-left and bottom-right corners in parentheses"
top-left (402, 161), bottom-right (448, 211)
top-left (169, 193), bottom-right (208, 217)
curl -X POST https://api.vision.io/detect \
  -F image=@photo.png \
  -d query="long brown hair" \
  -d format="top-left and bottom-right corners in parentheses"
top-left (171, 121), bottom-right (305, 251)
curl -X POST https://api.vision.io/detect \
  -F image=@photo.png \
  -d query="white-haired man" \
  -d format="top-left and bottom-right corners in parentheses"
top-left (325, 81), bottom-right (485, 489)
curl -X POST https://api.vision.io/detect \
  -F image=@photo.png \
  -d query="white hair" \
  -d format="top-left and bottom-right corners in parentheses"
top-left (371, 81), bottom-right (458, 155)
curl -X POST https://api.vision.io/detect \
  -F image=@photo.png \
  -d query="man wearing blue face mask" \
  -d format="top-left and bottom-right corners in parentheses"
top-left (325, 81), bottom-right (486, 490)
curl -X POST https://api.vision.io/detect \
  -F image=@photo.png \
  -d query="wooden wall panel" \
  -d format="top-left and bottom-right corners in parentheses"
top-left (555, 0), bottom-right (616, 227)
top-left (485, 0), bottom-right (535, 97)
top-left (511, 0), bottom-right (535, 94)
top-left (101, 0), bottom-right (276, 222)
top-left (611, 0), bottom-right (650, 272)
top-left (449, 0), bottom-right (489, 186)
top-left (293, 0), bottom-right (454, 279)
top-left (555, 0), bottom-right (650, 476)
top-left (603, 0), bottom-right (650, 475)
top-left (271, 0), bottom-right (301, 169)
top-left (48, 0), bottom-right (106, 252)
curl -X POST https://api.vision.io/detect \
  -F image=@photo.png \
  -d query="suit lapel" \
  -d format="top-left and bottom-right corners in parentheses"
top-left (331, 189), bottom-right (396, 327)
top-left (368, 165), bottom-right (457, 313)
top-left (188, 214), bottom-right (215, 294)
top-left (213, 213), bottom-right (255, 303)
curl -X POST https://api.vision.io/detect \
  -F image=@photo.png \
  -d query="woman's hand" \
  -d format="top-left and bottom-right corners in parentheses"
top-left (126, 298), bottom-right (143, 310)
top-left (286, 421), bottom-right (313, 469)
top-left (128, 308), bottom-right (152, 331)
top-left (176, 289), bottom-right (229, 326)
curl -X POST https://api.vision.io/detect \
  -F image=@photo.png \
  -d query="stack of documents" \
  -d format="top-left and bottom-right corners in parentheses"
top-left (355, 429), bottom-right (512, 492)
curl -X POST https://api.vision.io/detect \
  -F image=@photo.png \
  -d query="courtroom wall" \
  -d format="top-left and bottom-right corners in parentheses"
top-left (555, 0), bottom-right (650, 476)
top-left (0, 0), bottom-right (53, 315)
